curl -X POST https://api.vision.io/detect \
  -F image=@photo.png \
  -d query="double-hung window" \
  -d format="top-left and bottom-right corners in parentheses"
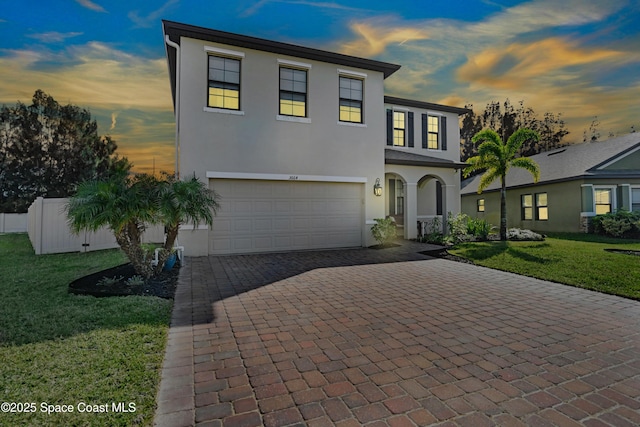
top-left (632, 188), bottom-right (640, 212)
top-left (477, 199), bottom-right (485, 213)
top-left (535, 193), bottom-right (548, 220)
top-left (595, 188), bottom-right (612, 214)
top-left (208, 55), bottom-right (241, 110)
top-left (427, 115), bottom-right (439, 149)
top-left (521, 194), bottom-right (533, 220)
top-left (393, 111), bottom-right (406, 146)
top-left (279, 67), bottom-right (307, 117)
top-left (339, 76), bottom-right (363, 123)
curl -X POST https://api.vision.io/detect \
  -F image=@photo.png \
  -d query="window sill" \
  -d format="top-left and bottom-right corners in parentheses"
top-left (203, 107), bottom-right (245, 115)
top-left (337, 121), bottom-right (366, 128)
top-left (277, 115), bottom-right (311, 124)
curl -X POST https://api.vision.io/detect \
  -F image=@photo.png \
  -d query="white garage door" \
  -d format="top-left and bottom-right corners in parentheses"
top-left (209, 179), bottom-right (363, 254)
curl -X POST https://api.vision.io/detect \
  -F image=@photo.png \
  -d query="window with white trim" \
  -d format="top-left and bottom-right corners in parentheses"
top-left (632, 188), bottom-right (640, 212)
top-left (208, 55), bottom-right (240, 110)
top-left (339, 76), bottom-right (363, 123)
top-left (279, 67), bottom-right (307, 117)
top-left (595, 188), bottom-right (612, 214)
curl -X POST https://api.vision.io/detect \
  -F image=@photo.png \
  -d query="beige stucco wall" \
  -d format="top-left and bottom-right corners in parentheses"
top-left (462, 180), bottom-right (584, 233)
top-left (463, 177), bottom-right (640, 234)
top-left (176, 36), bottom-right (388, 254)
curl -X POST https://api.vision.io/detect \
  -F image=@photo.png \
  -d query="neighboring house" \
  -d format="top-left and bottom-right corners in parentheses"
top-left (162, 20), bottom-right (467, 255)
top-left (461, 134), bottom-right (640, 233)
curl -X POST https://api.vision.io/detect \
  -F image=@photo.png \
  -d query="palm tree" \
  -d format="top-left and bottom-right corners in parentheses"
top-left (153, 173), bottom-right (220, 275)
top-left (67, 171), bottom-right (219, 278)
top-left (463, 128), bottom-right (540, 241)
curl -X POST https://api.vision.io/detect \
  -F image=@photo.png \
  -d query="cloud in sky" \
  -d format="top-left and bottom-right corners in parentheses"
top-left (242, 0), bottom-right (367, 18)
top-left (75, 0), bottom-right (107, 13)
top-left (0, 42), bottom-right (174, 174)
top-left (129, 0), bottom-right (180, 29)
top-left (27, 32), bottom-right (83, 43)
top-left (338, 0), bottom-right (640, 139)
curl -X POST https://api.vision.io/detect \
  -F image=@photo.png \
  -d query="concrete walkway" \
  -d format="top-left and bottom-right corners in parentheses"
top-left (154, 241), bottom-right (640, 426)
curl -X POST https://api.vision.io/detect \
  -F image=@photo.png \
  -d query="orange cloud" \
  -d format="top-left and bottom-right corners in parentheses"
top-left (456, 37), bottom-right (628, 91)
top-left (341, 21), bottom-right (430, 56)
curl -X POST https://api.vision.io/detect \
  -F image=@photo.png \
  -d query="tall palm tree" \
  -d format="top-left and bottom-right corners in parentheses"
top-left (67, 171), bottom-right (219, 278)
top-left (463, 128), bottom-right (540, 241)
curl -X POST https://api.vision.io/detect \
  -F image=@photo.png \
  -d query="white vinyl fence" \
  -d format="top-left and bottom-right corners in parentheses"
top-left (0, 213), bottom-right (28, 233)
top-left (27, 197), bottom-right (164, 255)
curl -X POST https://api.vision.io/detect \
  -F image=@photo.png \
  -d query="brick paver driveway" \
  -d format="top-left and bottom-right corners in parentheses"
top-left (154, 242), bottom-right (640, 427)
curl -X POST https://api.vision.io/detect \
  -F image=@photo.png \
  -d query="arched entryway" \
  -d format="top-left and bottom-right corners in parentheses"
top-left (417, 174), bottom-right (447, 236)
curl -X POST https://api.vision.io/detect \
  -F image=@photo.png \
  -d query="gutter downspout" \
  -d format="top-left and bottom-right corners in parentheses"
top-left (165, 35), bottom-right (180, 179)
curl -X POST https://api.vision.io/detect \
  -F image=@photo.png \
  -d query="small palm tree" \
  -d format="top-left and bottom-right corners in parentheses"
top-left (67, 171), bottom-right (219, 278)
top-left (463, 128), bottom-right (540, 241)
top-left (153, 173), bottom-right (220, 275)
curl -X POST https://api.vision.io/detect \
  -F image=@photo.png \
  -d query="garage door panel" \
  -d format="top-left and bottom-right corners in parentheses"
top-left (210, 179), bottom-right (363, 254)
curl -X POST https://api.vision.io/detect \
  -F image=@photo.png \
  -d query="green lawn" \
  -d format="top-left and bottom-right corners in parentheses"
top-left (449, 233), bottom-right (640, 300)
top-left (0, 233), bottom-right (172, 427)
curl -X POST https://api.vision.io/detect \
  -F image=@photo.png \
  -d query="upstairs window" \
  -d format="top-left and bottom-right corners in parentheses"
top-left (208, 56), bottom-right (240, 110)
top-left (339, 76), bottom-right (363, 123)
top-left (427, 115), bottom-right (439, 149)
top-left (279, 67), bottom-right (307, 117)
top-left (393, 111), bottom-right (405, 146)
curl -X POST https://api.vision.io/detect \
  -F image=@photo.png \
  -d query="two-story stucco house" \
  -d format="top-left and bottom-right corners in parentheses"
top-left (162, 20), bottom-right (467, 255)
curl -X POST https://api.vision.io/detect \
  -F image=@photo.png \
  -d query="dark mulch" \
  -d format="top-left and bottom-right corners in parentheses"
top-left (69, 263), bottom-right (179, 299)
top-left (605, 248), bottom-right (640, 256)
top-left (419, 248), bottom-right (475, 265)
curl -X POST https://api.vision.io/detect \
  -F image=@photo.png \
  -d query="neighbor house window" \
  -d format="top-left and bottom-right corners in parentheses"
top-left (477, 199), bottom-right (485, 212)
top-left (595, 188), bottom-right (612, 214)
top-left (339, 76), bottom-right (363, 123)
top-left (632, 188), bottom-right (640, 212)
top-left (279, 67), bottom-right (307, 117)
top-left (427, 115), bottom-right (439, 149)
top-left (393, 111), bottom-right (405, 146)
top-left (208, 55), bottom-right (240, 110)
top-left (521, 194), bottom-right (533, 220)
top-left (536, 193), bottom-right (548, 220)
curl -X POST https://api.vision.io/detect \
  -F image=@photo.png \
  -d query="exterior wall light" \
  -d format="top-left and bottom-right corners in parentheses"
top-left (373, 178), bottom-right (383, 196)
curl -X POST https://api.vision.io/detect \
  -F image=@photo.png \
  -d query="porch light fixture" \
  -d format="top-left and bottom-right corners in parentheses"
top-left (373, 178), bottom-right (383, 196)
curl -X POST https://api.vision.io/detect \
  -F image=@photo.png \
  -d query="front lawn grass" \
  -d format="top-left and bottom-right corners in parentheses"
top-left (449, 232), bottom-right (640, 300)
top-left (0, 233), bottom-right (172, 427)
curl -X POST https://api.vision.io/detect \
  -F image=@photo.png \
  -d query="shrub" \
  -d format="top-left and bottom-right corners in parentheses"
top-left (507, 228), bottom-right (544, 241)
top-left (447, 212), bottom-right (469, 244)
top-left (592, 210), bottom-right (640, 238)
top-left (371, 217), bottom-right (397, 246)
top-left (467, 218), bottom-right (494, 241)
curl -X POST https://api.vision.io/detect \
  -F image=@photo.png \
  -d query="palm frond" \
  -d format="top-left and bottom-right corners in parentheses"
top-left (511, 157), bottom-right (540, 183)
top-left (478, 168), bottom-right (502, 193)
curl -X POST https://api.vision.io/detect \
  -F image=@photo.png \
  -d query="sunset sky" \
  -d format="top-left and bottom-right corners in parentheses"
top-left (2, 0), bottom-right (639, 174)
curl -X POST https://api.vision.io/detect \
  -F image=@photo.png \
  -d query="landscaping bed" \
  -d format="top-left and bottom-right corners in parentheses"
top-left (69, 262), bottom-right (179, 299)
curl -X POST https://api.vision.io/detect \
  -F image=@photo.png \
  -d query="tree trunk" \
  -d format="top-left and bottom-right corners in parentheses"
top-left (153, 224), bottom-right (180, 276)
top-left (115, 223), bottom-right (154, 279)
top-left (500, 177), bottom-right (507, 241)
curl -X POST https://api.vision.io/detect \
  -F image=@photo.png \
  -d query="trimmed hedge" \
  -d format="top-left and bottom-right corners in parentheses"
top-left (592, 210), bottom-right (640, 238)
